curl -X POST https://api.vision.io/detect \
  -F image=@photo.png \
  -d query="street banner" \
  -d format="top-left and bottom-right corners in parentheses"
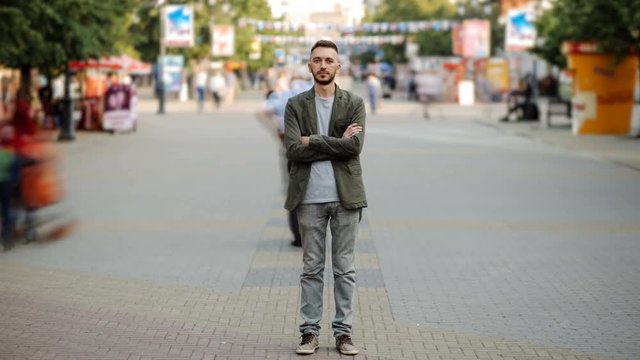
top-left (505, 8), bottom-right (536, 51)
top-left (163, 5), bottom-right (194, 48)
top-left (461, 20), bottom-right (490, 58)
top-left (212, 25), bottom-right (235, 57)
top-left (249, 37), bottom-right (261, 60)
top-left (160, 55), bottom-right (184, 93)
top-left (103, 84), bottom-right (136, 131)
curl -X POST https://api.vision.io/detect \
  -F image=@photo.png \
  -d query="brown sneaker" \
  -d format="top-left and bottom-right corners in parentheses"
top-left (335, 334), bottom-right (359, 355)
top-left (295, 333), bottom-right (319, 355)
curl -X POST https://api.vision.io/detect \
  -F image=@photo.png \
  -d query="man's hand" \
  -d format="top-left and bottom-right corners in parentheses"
top-left (342, 123), bottom-right (363, 139)
top-left (300, 136), bottom-right (310, 146)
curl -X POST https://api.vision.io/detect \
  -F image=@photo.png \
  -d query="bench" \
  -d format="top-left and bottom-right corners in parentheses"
top-left (545, 97), bottom-right (571, 127)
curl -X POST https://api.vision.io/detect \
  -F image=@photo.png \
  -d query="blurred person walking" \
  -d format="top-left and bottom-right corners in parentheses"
top-left (408, 70), bottom-right (418, 101)
top-left (195, 68), bottom-right (208, 112)
top-left (365, 72), bottom-right (382, 114)
top-left (224, 69), bottom-right (237, 106)
top-left (255, 74), bottom-right (312, 247)
top-left (284, 40), bottom-right (367, 356)
top-left (208, 71), bottom-right (227, 110)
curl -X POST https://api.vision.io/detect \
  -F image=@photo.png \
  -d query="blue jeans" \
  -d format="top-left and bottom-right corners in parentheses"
top-left (297, 202), bottom-right (360, 336)
top-left (196, 87), bottom-right (205, 111)
top-left (368, 92), bottom-right (378, 114)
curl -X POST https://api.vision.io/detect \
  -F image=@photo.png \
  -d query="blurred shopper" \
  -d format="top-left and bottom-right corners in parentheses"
top-left (0, 142), bottom-right (16, 251)
top-left (208, 71), bottom-right (227, 110)
top-left (408, 70), bottom-right (418, 101)
top-left (0, 84), bottom-right (16, 250)
top-left (285, 40), bottom-right (366, 356)
top-left (1, 84), bottom-right (66, 247)
top-left (38, 83), bottom-right (56, 129)
top-left (12, 88), bottom-right (38, 138)
top-left (255, 78), bottom-right (310, 247)
top-left (224, 69), bottom-right (237, 106)
top-left (365, 72), bottom-right (382, 114)
top-left (501, 73), bottom-right (537, 122)
top-left (276, 70), bottom-right (290, 93)
top-left (195, 68), bottom-right (208, 112)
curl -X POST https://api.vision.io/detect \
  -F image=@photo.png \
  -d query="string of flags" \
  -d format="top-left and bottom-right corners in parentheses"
top-left (253, 35), bottom-right (407, 46)
top-left (238, 18), bottom-right (458, 34)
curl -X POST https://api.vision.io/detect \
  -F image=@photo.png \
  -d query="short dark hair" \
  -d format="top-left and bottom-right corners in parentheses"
top-left (310, 40), bottom-right (338, 55)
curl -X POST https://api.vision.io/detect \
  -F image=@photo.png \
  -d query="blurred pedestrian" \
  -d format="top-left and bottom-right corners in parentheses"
top-left (195, 68), bottom-right (208, 112)
top-left (365, 72), bottom-right (382, 114)
top-left (501, 73), bottom-right (536, 122)
top-left (408, 70), bottom-right (418, 101)
top-left (224, 68), bottom-right (237, 106)
top-left (208, 71), bottom-right (227, 110)
top-left (255, 84), bottom-right (307, 247)
top-left (285, 39), bottom-right (367, 356)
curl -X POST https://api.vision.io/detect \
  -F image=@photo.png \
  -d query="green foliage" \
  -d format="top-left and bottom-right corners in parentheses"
top-left (0, 0), bottom-right (137, 74)
top-left (228, 0), bottom-right (275, 70)
top-left (369, 0), bottom-right (504, 62)
top-left (371, 0), bottom-right (454, 61)
top-left (129, 0), bottom-right (275, 70)
top-left (533, 0), bottom-right (640, 68)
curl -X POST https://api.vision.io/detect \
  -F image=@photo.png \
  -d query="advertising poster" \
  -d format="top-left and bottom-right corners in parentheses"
top-left (212, 25), bottom-right (235, 57)
top-left (485, 58), bottom-right (510, 94)
top-left (249, 37), bottom-right (262, 60)
top-left (103, 84), bottom-right (135, 131)
top-left (164, 5), bottom-right (194, 48)
top-left (161, 55), bottom-right (184, 93)
top-left (505, 9), bottom-right (536, 51)
top-left (461, 20), bottom-right (490, 58)
top-left (452, 25), bottom-right (463, 56)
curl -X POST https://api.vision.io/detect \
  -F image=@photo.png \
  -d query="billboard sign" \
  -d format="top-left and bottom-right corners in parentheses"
top-left (212, 25), bottom-right (235, 57)
top-left (163, 5), bottom-right (194, 48)
top-left (461, 20), bottom-right (491, 58)
top-left (505, 8), bottom-right (536, 51)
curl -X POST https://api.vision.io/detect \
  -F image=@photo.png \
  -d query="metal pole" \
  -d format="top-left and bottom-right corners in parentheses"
top-left (58, 61), bottom-right (75, 141)
top-left (157, 4), bottom-right (166, 114)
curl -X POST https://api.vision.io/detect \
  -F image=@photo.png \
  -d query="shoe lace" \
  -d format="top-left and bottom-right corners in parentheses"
top-left (300, 333), bottom-right (315, 345)
top-left (337, 334), bottom-right (353, 346)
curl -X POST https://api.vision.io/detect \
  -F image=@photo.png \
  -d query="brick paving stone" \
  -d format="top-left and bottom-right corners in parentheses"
top-left (2, 102), bottom-right (633, 359)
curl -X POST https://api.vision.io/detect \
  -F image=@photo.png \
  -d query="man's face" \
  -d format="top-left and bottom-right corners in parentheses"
top-left (308, 46), bottom-right (340, 86)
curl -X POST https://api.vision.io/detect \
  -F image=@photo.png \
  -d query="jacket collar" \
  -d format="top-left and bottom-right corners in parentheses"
top-left (304, 83), bottom-right (345, 135)
top-left (303, 83), bottom-right (343, 101)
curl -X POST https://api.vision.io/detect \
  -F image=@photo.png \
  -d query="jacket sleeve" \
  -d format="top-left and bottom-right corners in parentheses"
top-left (308, 98), bottom-right (365, 158)
top-left (284, 100), bottom-right (332, 163)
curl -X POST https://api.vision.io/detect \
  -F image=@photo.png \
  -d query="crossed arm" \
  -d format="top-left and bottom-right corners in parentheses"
top-left (284, 99), bottom-right (365, 163)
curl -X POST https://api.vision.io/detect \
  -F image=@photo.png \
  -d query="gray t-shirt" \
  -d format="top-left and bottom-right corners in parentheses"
top-left (302, 94), bottom-right (340, 204)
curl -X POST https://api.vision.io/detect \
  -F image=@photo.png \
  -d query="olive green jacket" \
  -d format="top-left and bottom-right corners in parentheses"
top-left (283, 85), bottom-right (367, 211)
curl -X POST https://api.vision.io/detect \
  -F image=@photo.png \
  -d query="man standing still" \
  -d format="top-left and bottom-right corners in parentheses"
top-left (284, 40), bottom-right (367, 356)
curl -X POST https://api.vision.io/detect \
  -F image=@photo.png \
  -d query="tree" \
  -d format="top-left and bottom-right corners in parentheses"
top-left (0, 0), bottom-right (137, 140)
top-left (533, 0), bottom-right (640, 69)
top-left (369, 0), bottom-right (503, 63)
top-left (0, 0), bottom-right (137, 81)
top-left (130, 0), bottom-right (275, 71)
top-left (228, 0), bottom-right (275, 71)
top-left (370, 0), bottom-right (456, 62)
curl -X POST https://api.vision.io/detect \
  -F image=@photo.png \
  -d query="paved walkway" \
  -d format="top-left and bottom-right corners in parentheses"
top-left (1, 89), bottom-right (638, 360)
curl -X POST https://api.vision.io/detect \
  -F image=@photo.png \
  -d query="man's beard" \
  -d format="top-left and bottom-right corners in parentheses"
top-left (313, 71), bottom-right (335, 85)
